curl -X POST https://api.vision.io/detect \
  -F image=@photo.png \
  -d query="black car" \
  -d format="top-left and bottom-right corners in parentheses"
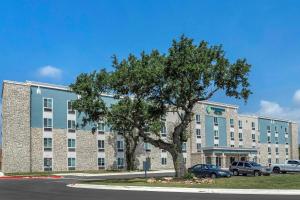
top-left (188, 164), bottom-right (231, 178)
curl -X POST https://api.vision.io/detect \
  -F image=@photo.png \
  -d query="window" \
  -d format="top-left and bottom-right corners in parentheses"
top-left (267, 136), bottom-right (271, 143)
top-left (43, 98), bottom-right (52, 112)
top-left (196, 143), bottom-right (201, 152)
top-left (285, 127), bottom-right (288, 134)
top-left (238, 120), bottom-right (242, 129)
top-left (68, 158), bottom-right (76, 170)
top-left (214, 130), bottom-right (219, 140)
top-left (275, 137), bottom-right (278, 144)
top-left (67, 101), bottom-right (75, 114)
top-left (287, 160), bottom-right (299, 165)
top-left (231, 144), bottom-right (234, 147)
top-left (144, 142), bottom-right (151, 152)
top-left (161, 123), bottom-right (167, 137)
top-left (98, 140), bottom-right (105, 152)
top-left (237, 162), bottom-right (243, 167)
top-left (44, 158), bottom-right (52, 171)
top-left (184, 157), bottom-right (187, 164)
top-left (268, 158), bottom-right (272, 164)
top-left (268, 147), bottom-right (271, 155)
top-left (117, 141), bottom-right (124, 152)
top-left (244, 162), bottom-right (251, 168)
top-left (214, 143), bottom-right (219, 147)
top-left (251, 133), bottom-right (256, 142)
top-left (230, 132), bottom-right (234, 141)
top-left (267, 125), bottom-right (271, 133)
top-left (98, 122), bottom-right (105, 134)
top-left (68, 120), bottom-right (76, 133)
top-left (275, 147), bottom-right (279, 155)
top-left (44, 138), bottom-right (52, 151)
top-left (161, 157), bottom-right (167, 165)
top-left (117, 158), bottom-right (124, 169)
top-left (98, 157), bottom-right (105, 169)
top-left (230, 119), bottom-right (234, 128)
top-left (285, 138), bottom-right (289, 144)
top-left (214, 117), bottom-right (218, 125)
top-left (276, 158), bottom-right (279, 164)
top-left (182, 142), bottom-right (187, 153)
top-left (68, 139), bottom-right (76, 152)
top-left (43, 118), bottom-right (52, 132)
top-left (275, 126), bottom-right (278, 133)
top-left (196, 129), bottom-right (201, 138)
top-left (238, 132), bottom-right (243, 141)
top-left (285, 148), bottom-right (289, 155)
top-left (195, 114), bottom-right (201, 124)
top-left (251, 122), bottom-right (255, 130)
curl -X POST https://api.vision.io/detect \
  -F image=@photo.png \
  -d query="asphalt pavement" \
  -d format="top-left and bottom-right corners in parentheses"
top-left (0, 174), bottom-right (299, 200)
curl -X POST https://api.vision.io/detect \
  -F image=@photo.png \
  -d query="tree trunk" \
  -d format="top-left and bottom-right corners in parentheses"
top-left (126, 150), bottom-right (135, 171)
top-left (172, 151), bottom-right (186, 178)
top-left (124, 135), bottom-right (138, 171)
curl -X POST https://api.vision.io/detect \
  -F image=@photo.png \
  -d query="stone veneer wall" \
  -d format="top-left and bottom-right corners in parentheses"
top-left (2, 82), bottom-right (31, 173)
top-left (31, 128), bottom-right (43, 172)
top-left (290, 123), bottom-right (299, 160)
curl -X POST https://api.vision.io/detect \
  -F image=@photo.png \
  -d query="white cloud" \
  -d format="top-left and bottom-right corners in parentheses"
top-left (293, 90), bottom-right (300, 105)
top-left (257, 100), bottom-right (300, 126)
top-left (37, 65), bottom-right (62, 79)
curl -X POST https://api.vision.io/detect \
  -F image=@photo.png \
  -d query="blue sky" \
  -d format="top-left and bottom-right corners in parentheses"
top-left (1, 0), bottom-right (300, 143)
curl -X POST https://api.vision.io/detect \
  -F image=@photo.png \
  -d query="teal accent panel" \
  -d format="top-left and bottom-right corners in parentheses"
top-left (258, 118), bottom-right (289, 144)
top-left (258, 118), bottom-right (270, 144)
top-left (218, 117), bottom-right (227, 146)
top-left (30, 86), bottom-right (118, 131)
top-left (205, 115), bottom-right (214, 147)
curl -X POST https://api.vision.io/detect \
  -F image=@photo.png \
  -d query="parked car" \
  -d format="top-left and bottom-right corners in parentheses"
top-left (188, 164), bottom-right (231, 178)
top-left (272, 160), bottom-right (300, 173)
top-left (229, 161), bottom-right (271, 176)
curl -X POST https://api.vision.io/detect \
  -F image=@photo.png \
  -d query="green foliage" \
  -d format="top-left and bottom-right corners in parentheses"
top-left (183, 172), bottom-right (194, 180)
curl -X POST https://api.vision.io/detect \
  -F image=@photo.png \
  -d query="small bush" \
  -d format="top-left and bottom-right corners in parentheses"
top-left (183, 172), bottom-right (194, 180)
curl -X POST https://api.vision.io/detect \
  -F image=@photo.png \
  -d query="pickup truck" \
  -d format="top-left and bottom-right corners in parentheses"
top-left (272, 160), bottom-right (300, 173)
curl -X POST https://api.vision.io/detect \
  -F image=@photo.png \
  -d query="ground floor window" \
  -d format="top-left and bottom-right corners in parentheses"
top-left (117, 158), bottom-right (124, 169)
top-left (98, 157), bottom-right (105, 169)
top-left (44, 158), bottom-right (52, 171)
top-left (68, 158), bottom-right (76, 170)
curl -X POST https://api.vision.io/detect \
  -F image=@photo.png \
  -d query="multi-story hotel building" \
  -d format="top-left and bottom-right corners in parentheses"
top-left (1, 80), bottom-right (299, 173)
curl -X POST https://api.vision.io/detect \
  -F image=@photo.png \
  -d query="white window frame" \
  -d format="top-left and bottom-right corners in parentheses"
top-left (44, 138), bottom-right (52, 151)
top-left (68, 120), bottom-right (76, 133)
top-left (161, 157), bottom-right (167, 165)
top-left (195, 114), bottom-right (201, 124)
top-left (98, 140), bottom-right (105, 152)
top-left (44, 158), bottom-right (52, 171)
top-left (117, 140), bottom-right (124, 152)
top-left (196, 129), bottom-right (201, 138)
top-left (43, 118), bottom-right (53, 132)
top-left (67, 100), bottom-right (76, 115)
top-left (43, 98), bottom-right (53, 112)
top-left (68, 157), bottom-right (76, 170)
top-left (68, 138), bottom-right (76, 152)
top-left (117, 157), bottom-right (124, 169)
top-left (214, 130), bottom-right (219, 140)
top-left (98, 157), bottom-right (105, 169)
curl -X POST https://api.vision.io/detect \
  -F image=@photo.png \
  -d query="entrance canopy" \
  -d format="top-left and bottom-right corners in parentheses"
top-left (202, 146), bottom-right (257, 155)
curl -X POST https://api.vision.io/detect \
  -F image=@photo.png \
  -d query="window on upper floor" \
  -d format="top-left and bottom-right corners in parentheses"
top-left (98, 140), bottom-right (105, 152)
top-left (214, 117), bottom-right (218, 126)
top-left (161, 123), bottom-right (167, 137)
top-left (44, 138), bottom-right (52, 151)
top-left (275, 137), bottom-right (278, 144)
top-left (98, 122), bottom-right (105, 134)
top-left (252, 133), bottom-right (256, 142)
top-left (182, 142), bottom-right (187, 153)
top-left (144, 142), bottom-right (151, 152)
top-left (267, 125), bottom-right (271, 133)
top-left (275, 126), bottom-right (278, 133)
top-left (275, 147), bottom-right (279, 155)
top-left (68, 139), bottom-right (76, 152)
top-left (238, 120), bottom-right (242, 129)
top-left (196, 129), bottom-right (201, 138)
top-left (268, 147), bottom-right (271, 154)
top-left (238, 132), bottom-right (243, 141)
top-left (117, 140), bottom-right (124, 152)
top-left (68, 120), bottom-right (76, 133)
top-left (67, 101), bottom-right (75, 115)
top-left (43, 98), bottom-right (52, 112)
top-left (161, 157), bottom-right (167, 165)
top-left (214, 130), bottom-right (219, 140)
top-left (230, 132), bottom-right (234, 140)
top-left (251, 122), bottom-right (255, 130)
top-left (230, 119), bottom-right (234, 128)
top-left (195, 114), bottom-right (201, 124)
top-left (285, 148), bottom-right (289, 155)
top-left (43, 118), bottom-right (52, 132)
top-left (267, 136), bottom-right (271, 143)
top-left (196, 143), bottom-right (201, 152)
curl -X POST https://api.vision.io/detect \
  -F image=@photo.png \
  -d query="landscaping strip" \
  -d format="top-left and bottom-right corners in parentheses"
top-left (0, 175), bottom-right (63, 180)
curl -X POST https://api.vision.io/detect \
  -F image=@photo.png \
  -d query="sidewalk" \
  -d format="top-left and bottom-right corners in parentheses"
top-left (55, 169), bottom-right (175, 177)
top-left (68, 184), bottom-right (300, 195)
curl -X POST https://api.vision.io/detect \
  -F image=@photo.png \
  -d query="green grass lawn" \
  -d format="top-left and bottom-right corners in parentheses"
top-left (82, 174), bottom-right (300, 189)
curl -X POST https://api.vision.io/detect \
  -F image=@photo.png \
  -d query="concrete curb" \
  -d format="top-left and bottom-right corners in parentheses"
top-left (67, 184), bottom-right (300, 195)
top-left (55, 170), bottom-right (175, 177)
top-left (0, 176), bottom-right (63, 180)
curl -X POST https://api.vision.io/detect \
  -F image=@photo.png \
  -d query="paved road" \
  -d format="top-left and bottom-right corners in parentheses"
top-left (0, 175), bottom-right (299, 200)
